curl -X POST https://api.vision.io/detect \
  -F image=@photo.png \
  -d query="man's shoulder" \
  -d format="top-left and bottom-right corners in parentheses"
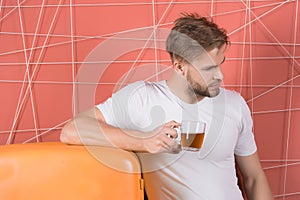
top-left (113, 80), bottom-right (167, 100)
top-left (126, 80), bottom-right (167, 94)
top-left (220, 88), bottom-right (247, 106)
top-left (222, 88), bottom-right (243, 100)
top-left (112, 81), bottom-right (146, 96)
top-left (117, 80), bottom-right (165, 91)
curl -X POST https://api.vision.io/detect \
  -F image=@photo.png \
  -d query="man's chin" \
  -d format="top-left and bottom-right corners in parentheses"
top-left (208, 88), bottom-right (220, 97)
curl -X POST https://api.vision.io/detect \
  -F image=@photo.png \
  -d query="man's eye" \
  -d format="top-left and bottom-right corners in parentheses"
top-left (205, 66), bottom-right (217, 70)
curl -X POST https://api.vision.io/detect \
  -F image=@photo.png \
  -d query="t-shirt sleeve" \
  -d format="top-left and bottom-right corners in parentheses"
top-left (96, 97), bottom-right (114, 125)
top-left (234, 96), bottom-right (257, 156)
top-left (96, 81), bottom-right (145, 129)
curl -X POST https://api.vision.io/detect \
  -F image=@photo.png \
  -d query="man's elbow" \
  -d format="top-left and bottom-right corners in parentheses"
top-left (60, 122), bottom-right (81, 145)
top-left (59, 128), bottom-right (71, 144)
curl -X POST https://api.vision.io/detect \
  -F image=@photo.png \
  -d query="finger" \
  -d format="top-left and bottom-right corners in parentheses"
top-left (163, 127), bottom-right (178, 138)
top-left (171, 140), bottom-right (182, 153)
top-left (162, 141), bottom-right (171, 151)
top-left (169, 140), bottom-right (182, 154)
top-left (161, 135), bottom-right (173, 148)
top-left (165, 120), bottom-right (181, 128)
top-left (162, 135), bottom-right (181, 151)
top-left (169, 145), bottom-right (181, 154)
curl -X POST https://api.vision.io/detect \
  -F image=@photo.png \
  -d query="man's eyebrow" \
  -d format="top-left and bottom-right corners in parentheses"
top-left (203, 57), bottom-right (226, 69)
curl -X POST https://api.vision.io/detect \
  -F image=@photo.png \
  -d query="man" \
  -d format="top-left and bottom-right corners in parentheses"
top-left (60, 13), bottom-right (273, 200)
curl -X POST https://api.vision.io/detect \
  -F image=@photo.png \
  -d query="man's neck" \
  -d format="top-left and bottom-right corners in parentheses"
top-left (166, 73), bottom-right (204, 104)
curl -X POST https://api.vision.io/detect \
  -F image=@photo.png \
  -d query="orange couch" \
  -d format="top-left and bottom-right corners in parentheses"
top-left (0, 142), bottom-right (144, 200)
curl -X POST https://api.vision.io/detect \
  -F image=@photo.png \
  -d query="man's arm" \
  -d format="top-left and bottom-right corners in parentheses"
top-left (60, 107), bottom-right (181, 153)
top-left (235, 152), bottom-right (273, 200)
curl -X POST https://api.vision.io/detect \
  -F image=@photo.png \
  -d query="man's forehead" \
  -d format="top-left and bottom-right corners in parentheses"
top-left (191, 46), bottom-right (226, 66)
top-left (209, 44), bottom-right (227, 55)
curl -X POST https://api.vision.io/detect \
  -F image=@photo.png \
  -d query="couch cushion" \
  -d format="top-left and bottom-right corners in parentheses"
top-left (0, 142), bottom-right (144, 200)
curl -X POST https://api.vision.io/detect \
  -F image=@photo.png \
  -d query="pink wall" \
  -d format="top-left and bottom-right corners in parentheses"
top-left (0, 0), bottom-right (299, 199)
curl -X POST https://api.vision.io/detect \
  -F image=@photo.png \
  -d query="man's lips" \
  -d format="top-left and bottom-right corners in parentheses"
top-left (209, 83), bottom-right (221, 89)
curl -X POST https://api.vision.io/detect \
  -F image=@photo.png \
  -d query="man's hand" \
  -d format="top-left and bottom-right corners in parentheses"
top-left (143, 121), bottom-right (181, 154)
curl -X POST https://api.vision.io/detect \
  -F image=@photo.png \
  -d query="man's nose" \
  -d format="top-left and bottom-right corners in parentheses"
top-left (213, 66), bottom-right (224, 80)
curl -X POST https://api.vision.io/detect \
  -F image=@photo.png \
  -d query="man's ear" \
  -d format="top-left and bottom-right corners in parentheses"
top-left (173, 59), bottom-right (185, 75)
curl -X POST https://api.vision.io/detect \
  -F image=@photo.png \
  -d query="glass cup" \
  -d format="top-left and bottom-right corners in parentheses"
top-left (180, 121), bottom-right (206, 151)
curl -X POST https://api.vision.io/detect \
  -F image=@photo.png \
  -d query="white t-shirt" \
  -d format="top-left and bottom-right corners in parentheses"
top-left (97, 80), bottom-right (257, 200)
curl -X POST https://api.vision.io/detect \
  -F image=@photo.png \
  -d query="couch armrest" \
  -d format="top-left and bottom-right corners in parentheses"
top-left (0, 142), bottom-right (144, 200)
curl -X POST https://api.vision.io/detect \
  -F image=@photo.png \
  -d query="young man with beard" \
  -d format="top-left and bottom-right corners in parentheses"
top-left (60, 13), bottom-right (273, 200)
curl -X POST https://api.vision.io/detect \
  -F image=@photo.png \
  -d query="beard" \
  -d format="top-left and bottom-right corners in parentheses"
top-left (186, 71), bottom-right (220, 99)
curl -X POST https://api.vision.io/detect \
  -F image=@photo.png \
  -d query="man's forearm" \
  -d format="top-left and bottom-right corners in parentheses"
top-left (60, 116), bottom-right (146, 151)
top-left (60, 108), bottom-right (181, 153)
top-left (244, 171), bottom-right (274, 200)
